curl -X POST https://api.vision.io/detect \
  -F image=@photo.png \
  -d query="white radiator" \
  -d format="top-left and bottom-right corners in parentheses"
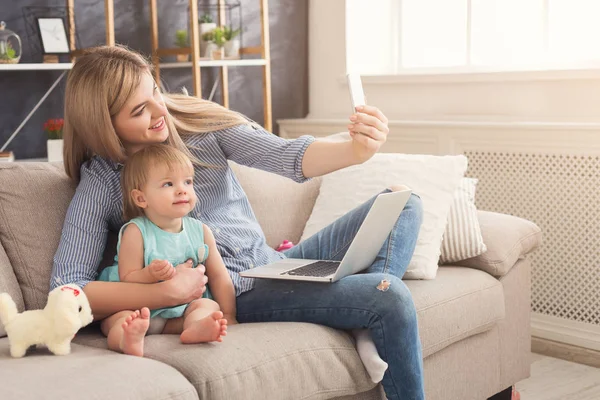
top-left (464, 151), bottom-right (600, 326)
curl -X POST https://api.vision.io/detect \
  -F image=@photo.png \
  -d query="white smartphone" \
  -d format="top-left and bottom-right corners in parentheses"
top-left (346, 73), bottom-right (366, 113)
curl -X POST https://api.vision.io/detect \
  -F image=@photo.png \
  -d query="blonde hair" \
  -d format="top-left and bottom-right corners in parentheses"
top-left (121, 144), bottom-right (193, 221)
top-left (63, 45), bottom-right (248, 182)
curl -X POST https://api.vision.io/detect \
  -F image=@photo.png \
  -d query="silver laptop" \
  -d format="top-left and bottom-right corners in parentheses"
top-left (240, 190), bottom-right (412, 283)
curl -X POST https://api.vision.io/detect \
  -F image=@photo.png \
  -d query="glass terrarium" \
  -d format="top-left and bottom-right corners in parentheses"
top-left (0, 21), bottom-right (21, 64)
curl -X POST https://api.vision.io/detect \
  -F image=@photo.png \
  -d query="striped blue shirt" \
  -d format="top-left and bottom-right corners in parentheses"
top-left (50, 124), bottom-right (315, 296)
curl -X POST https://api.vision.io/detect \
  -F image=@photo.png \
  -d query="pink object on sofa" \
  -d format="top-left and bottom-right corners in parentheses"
top-left (276, 240), bottom-right (294, 252)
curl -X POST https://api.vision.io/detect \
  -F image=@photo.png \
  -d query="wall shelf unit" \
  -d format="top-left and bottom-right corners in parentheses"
top-left (0, 0), bottom-right (115, 153)
top-left (149, 0), bottom-right (273, 131)
top-left (2, 0), bottom-right (274, 155)
top-left (159, 58), bottom-right (268, 69)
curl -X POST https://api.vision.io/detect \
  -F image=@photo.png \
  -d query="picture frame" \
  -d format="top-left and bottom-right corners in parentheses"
top-left (35, 17), bottom-right (70, 54)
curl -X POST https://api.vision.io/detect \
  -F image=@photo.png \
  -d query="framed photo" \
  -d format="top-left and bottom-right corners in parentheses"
top-left (36, 17), bottom-right (70, 54)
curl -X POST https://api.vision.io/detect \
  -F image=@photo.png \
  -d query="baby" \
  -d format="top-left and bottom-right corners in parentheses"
top-left (98, 144), bottom-right (235, 357)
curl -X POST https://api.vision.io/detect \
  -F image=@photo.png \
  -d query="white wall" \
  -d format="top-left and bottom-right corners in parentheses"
top-left (307, 0), bottom-right (350, 120)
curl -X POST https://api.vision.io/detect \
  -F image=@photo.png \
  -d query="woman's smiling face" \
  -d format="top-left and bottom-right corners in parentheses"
top-left (112, 73), bottom-right (169, 154)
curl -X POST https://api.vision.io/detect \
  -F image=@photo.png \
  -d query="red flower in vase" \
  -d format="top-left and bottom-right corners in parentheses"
top-left (44, 118), bottom-right (64, 140)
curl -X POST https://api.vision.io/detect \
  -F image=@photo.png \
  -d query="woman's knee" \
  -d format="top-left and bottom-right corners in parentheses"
top-left (370, 276), bottom-right (417, 321)
top-left (388, 185), bottom-right (422, 217)
top-left (406, 192), bottom-right (422, 210)
top-left (388, 184), bottom-right (410, 192)
top-left (403, 193), bottom-right (423, 225)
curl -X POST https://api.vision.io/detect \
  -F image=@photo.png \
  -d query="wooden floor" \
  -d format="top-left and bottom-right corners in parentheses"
top-left (516, 353), bottom-right (600, 400)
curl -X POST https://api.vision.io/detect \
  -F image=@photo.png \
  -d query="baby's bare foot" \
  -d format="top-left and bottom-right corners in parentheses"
top-left (180, 311), bottom-right (228, 344)
top-left (120, 308), bottom-right (150, 357)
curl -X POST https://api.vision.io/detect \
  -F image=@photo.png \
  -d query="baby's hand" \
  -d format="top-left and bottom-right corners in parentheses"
top-left (174, 258), bottom-right (195, 270)
top-left (148, 259), bottom-right (176, 281)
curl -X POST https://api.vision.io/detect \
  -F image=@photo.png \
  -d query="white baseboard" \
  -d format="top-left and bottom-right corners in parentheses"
top-left (531, 312), bottom-right (600, 352)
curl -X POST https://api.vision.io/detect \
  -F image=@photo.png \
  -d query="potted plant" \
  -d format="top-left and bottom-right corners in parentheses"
top-left (199, 13), bottom-right (216, 34)
top-left (199, 14), bottom-right (216, 55)
top-left (0, 21), bottom-right (21, 64)
top-left (0, 42), bottom-right (18, 64)
top-left (44, 118), bottom-right (64, 162)
top-left (203, 28), bottom-right (226, 59)
top-left (202, 31), bottom-right (216, 58)
top-left (174, 29), bottom-right (189, 62)
top-left (211, 27), bottom-right (226, 59)
top-left (223, 26), bottom-right (241, 58)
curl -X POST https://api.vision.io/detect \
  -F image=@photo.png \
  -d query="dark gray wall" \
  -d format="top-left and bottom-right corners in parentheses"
top-left (0, 0), bottom-right (308, 159)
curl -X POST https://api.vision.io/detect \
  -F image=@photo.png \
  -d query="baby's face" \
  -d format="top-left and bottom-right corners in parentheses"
top-left (141, 162), bottom-right (197, 219)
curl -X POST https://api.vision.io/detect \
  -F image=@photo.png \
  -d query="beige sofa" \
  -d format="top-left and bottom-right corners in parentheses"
top-left (0, 159), bottom-right (541, 400)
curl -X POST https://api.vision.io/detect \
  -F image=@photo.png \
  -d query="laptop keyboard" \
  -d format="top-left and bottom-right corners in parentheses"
top-left (282, 260), bottom-right (341, 277)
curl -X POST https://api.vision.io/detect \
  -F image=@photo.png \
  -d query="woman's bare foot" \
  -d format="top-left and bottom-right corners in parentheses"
top-left (119, 308), bottom-right (150, 357)
top-left (180, 311), bottom-right (228, 344)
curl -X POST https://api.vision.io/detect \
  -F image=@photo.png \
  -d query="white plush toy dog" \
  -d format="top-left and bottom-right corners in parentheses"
top-left (0, 284), bottom-right (93, 358)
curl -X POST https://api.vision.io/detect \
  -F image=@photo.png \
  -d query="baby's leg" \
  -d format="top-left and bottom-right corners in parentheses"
top-left (352, 329), bottom-right (388, 383)
top-left (177, 298), bottom-right (227, 344)
top-left (100, 308), bottom-right (150, 357)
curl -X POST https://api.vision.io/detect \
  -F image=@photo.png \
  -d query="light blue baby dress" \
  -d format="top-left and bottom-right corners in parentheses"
top-left (98, 216), bottom-right (210, 319)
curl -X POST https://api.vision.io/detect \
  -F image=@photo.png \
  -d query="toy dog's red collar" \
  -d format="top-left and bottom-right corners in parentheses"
top-left (61, 286), bottom-right (80, 296)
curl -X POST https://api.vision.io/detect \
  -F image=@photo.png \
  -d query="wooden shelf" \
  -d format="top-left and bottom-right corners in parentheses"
top-left (0, 63), bottom-right (73, 71)
top-left (17, 158), bottom-right (49, 162)
top-left (0, 0), bottom-right (113, 153)
top-left (160, 59), bottom-right (268, 69)
top-left (149, 0), bottom-right (272, 131)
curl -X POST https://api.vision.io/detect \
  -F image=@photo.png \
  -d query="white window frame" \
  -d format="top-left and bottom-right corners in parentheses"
top-left (369, 0), bottom-right (600, 83)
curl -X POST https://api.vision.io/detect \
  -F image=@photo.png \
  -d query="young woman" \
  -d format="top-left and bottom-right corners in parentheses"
top-left (52, 45), bottom-right (425, 400)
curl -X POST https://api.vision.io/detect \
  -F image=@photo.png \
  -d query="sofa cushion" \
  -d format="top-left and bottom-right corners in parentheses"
top-left (439, 177), bottom-right (487, 264)
top-left (0, 339), bottom-right (198, 400)
top-left (298, 153), bottom-right (468, 280)
top-left (230, 161), bottom-right (322, 248)
top-left (75, 322), bottom-right (377, 400)
top-left (0, 162), bottom-right (75, 310)
top-left (0, 242), bottom-right (24, 337)
top-left (447, 210), bottom-right (542, 277)
top-left (406, 266), bottom-right (505, 358)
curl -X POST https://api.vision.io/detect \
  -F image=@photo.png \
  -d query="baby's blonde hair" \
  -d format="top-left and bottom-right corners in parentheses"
top-left (121, 144), bottom-right (194, 221)
top-left (63, 45), bottom-right (248, 182)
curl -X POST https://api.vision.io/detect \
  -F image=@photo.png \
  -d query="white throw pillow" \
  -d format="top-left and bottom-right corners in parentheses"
top-left (300, 153), bottom-right (468, 279)
top-left (439, 177), bottom-right (487, 264)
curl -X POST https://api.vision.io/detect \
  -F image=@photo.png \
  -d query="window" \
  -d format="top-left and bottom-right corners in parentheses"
top-left (346, 0), bottom-right (600, 74)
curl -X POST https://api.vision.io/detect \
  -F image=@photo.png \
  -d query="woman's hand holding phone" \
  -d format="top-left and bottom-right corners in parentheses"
top-left (346, 73), bottom-right (390, 163)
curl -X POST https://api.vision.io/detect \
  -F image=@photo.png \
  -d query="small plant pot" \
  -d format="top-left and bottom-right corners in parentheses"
top-left (199, 22), bottom-right (216, 54)
top-left (43, 55), bottom-right (59, 63)
top-left (47, 139), bottom-right (63, 163)
top-left (0, 56), bottom-right (19, 64)
top-left (204, 42), bottom-right (217, 58)
top-left (212, 48), bottom-right (224, 60)
top-left (224, 39), bottom-right (240, 58)
top-left (199, 22), bottom-right (217, 36)
top-left (176, 53), bottom-right (190, 62)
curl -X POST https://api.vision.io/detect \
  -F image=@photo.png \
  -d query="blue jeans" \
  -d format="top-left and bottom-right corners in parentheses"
top-left (236, 191), bottom-right (425, 400)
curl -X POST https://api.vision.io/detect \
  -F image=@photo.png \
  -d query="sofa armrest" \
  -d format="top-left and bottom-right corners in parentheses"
top-left (447, 210), bottom-right (542, 278)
